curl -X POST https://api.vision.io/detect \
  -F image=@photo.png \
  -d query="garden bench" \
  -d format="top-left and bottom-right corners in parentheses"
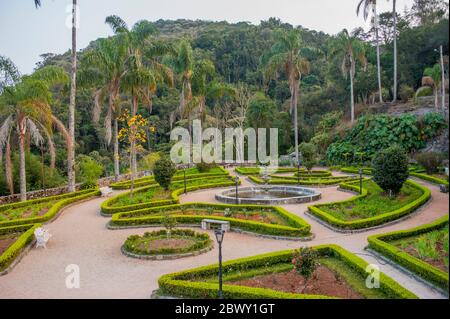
top-left (100, 186), bottom-right (113, 197)
top-left (201, 219), bottom-right (230, 232)
top-left (34, 227), bottom-right (52, 249)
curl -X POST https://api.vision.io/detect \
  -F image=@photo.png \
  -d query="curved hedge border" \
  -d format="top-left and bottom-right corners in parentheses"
top-left (248, 175), bottom-right (359, 186)
top-left (101, 179), bottom-right (240, 215)
top-left (0, 189), bottom-right (100, 228)
top-left (111, 167), bottom-right (230, 190)
top-left (368, 215), bottom-right (449, 290)
top-left (235, 167), bottom-right (299, 175)
top-left (0, 223), bottom-right (41, 272)
top-left (308, 179), bottom-right (431, 230)
top-left (122, 229), bottom-right (213, 259)
top-left (293, 171), bottom-right (332, 178)
top-left (110, 202), bottom-right (311, 238)
top-left (409, 172), bottom-right (449, 187)
top-left (157, 244), bottom-right (417, 299)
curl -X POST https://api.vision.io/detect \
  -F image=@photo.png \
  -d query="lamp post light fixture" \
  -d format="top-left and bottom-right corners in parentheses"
top-left (234, 176), bottom-right (239, 204)
top-left (297, 160), bottom-right (301, 185)
top-left (359, 168), bottom-right (363, 195)
top-left (214, 229), bottom-right (225, 299)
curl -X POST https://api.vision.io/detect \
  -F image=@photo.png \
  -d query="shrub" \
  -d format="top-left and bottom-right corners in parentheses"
top-left (76, 155), bottom-right (103, 188)
top-left (372, 146), bottom-right (409, 195)
top-left (196, 161), bottom-right (216, 173)
top-left (299, 143), bottom-right (317, 171)
top-left (160, 212), bottom-right (177, 238)
top-left (399, 84), bottom-right (414, 102)
top-left (153, 156), bottom-right (176, 190)
top-left (138, 152), bottom-right (161, 171)
top-left (415, 152), bottom-right (443, 174)
top-left (292, 247), bottom-right (319, 279)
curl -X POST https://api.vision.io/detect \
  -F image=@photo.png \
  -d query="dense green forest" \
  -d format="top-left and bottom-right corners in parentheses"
top-left (0, 0), bottom-right (449, 196)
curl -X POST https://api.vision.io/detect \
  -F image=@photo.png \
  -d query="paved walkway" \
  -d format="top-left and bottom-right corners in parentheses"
top-left (0, 168), bottom-right (448, 299)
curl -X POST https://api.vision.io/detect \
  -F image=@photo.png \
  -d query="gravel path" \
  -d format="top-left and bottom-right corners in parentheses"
top-left (0, 168), bottom-right (448, 299)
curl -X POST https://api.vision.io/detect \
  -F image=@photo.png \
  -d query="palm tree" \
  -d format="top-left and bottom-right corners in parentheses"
top-left (421, 64), bottom-right (442, 110)
top-left (81, 36), bottom-right (128, 181)
top-left (34, 0), bottom-right (77, 192)
top-left (329, 29), bottom-right (367, 123)
top-left (106, 15), bottom-right (173, 174)
top-left (263, 29), bottom-right (310, 164)
top-left (190, 59), bottom-right (216, 122)
top-left (357, 0), bottom-right (383, 103)
top-left (388, 0), bottom-right (398, 102)
top-left (0, 66), bottom-right (68, 200)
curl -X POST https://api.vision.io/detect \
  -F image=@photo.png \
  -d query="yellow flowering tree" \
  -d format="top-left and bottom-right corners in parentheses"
top-left (118, 109), bottom-right (149, 195)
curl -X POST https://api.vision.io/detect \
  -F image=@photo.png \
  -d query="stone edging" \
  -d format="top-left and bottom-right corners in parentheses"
top-left (365, 247), bottom-right (449, 298)
top-left (107, 222), bottom-right (313, 241)
top-left (120, 242), bottom-right (214, 260)
top-left (0, 239), bottom-right (36, 276)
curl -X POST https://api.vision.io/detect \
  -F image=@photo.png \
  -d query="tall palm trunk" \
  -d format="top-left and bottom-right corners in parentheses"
top-left (373, 4), bottom-right (383, 103)
top-left (67, 0), bottom-right (77, 192)
top-left (392, 0), bottom-right (398, 102)
top-left (113, 117), bottom-right (120, 181)
top-left (350, 71), bottom-right (355, 123)
top-left (18, 119), bottom-right (27, 201)
top-left (131, 94), bottom-right (138, 174)
top-left (434, 87), bottom-right (439, 110)
top-left (291, 79), bottom-right (300, 164)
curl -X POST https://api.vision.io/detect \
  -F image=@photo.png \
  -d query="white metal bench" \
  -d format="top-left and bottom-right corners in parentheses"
top-left (201, 219), bottom-right (230, 231)
top-left (100, 186), bottom-right (113, 197)
top-left (34, 227), bottom-right (52, 249)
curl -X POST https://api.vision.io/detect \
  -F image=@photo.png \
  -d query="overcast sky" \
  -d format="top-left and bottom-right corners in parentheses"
top-left (0, 0), bottom-right (415, 74)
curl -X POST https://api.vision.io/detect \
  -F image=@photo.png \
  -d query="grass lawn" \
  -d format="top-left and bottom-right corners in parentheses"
top-left (319, 180), bottom-right (423, 221)
top-left (389, 225), bottom-right (449, 273)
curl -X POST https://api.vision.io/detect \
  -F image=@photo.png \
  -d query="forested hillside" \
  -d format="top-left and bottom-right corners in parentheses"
top-left (0, 0), bottom-right (449, 195)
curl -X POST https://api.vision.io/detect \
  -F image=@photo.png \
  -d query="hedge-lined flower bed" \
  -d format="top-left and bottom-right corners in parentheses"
top-left (409, 172), bottom-right (449, 187)
top-left (122, 229), bottom-right (213, 258)
top-left (368, 215), bottom-right (449, 290)
top-left (308, 179), bottom-right (431, 230)
top-left (0, 189), bottom-right (100, 227)
top-left (110, 202), bottom-right (311, 238)
top-left (0, 223), bottom-right (41, 273)
top-left (293, 171), bottom-right (332, 178)
top-left (235, 167), bottom-right (299, 175)
top-left (102, 178), bottom-right (240, 215)
top-left (156, 244), bottom-right (417, 299)
top-left (111, 166), bottom-right (229, 190)
top-left (248, 175), bottom-right (359, 186)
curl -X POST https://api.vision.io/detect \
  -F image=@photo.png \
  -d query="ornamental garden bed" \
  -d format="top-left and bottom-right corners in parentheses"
top-left (235, 167), bottom-right (300, 175)
top-left (111, 166), bottom-right (229, 190)
top-left (409, 172), bottom-right (449, 187)
top-left (248, 175), bottom-right (358, 186)
top-left (156, 244), bottom-right (417, 299)
top-left (122, 229), bottom-right (213, 260)
top-left (0, 223), bottom-right (40, 273)
top-left (308, 179), bottom-right (430, 230)
top-left (0, 189), bottom-right (100, 227)
top-left (101, 176), bottom-right (238, 215)
top-left (368, 215), bottom-right (449, 290)
top-left (110, 203), bottom-right (311, 239)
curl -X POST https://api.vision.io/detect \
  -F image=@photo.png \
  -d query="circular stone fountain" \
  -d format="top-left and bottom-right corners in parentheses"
top-left (215, 186), bottom-right (321, 205)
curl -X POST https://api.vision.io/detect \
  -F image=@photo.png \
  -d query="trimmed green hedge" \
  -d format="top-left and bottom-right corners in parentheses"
top-left (235, 167), bottom-right (299, 175)
top-left (368, 215), bottom-right (449, 290)
top-left (111, 167), bottom-right (230, 190)
top-left (102, 180), bottom-right (240, 215)
top-left (123, 229), bottom-right (212, 256)
top-left (409, 172), bottom-right (449, 187)
top-left (0, 189), bottom-right (100, 227)
top-left (308, 179), bottom-right (431, 230)
top-left (110, 202), bottom-right (311, 237)
top-left (293, 171), bottom-right (332, 178)
top-left (340, 167), bottom-right (373, 175)
top-left (157, 244), bottom-right (417, 299)
top-left (0, 223), bottom-right (41, 272)
top-left (248, 175), bottom-right (359, 186)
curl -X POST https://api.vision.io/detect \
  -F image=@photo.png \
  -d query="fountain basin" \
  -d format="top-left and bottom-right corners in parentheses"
top-left (215, 186), bottom-right (321, 205)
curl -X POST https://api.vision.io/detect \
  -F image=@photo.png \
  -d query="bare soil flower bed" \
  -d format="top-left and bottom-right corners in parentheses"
top-left (230, 265), bottom-right (362, 299)
top-left (0, 234), bottom-right (20, 255)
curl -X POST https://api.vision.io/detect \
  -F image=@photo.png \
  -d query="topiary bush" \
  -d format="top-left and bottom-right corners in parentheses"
top-left (415, 152), bottom-right (444, 174)
top-left (372, 146), bottom-right (409, 195)
top-left (153, 156), bottom-right (176, 190)
top-left (299, 143), bottom-right (317, 172)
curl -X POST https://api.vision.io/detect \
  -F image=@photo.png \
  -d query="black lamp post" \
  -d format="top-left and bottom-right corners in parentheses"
top-left (359, 168), bottom-right (363, 194)
top-left (183, 166), bottom-right (187, 194)
top-left (297, 160), bottom-right (301, 185)
top-left (214, 229), bottom-right (225, 299)
top-left (234, 176), bottom-right (239, 204)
